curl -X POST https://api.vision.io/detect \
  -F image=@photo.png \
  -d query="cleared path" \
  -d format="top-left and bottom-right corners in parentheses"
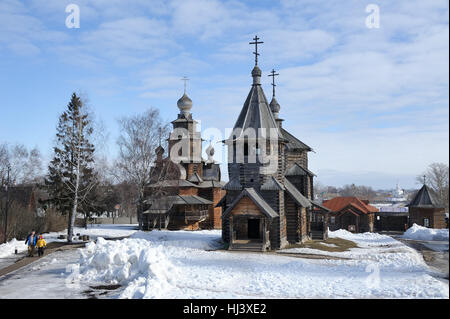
top-left (0, 242), bottom-right (85, 280)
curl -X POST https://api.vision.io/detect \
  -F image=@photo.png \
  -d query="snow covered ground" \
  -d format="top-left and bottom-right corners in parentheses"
top-left (1, 227), bottom-right (448, 299)
top-left (67, 229), bottom-right (448, 299)
top-left (0, 249), bottom-right (87, 299)
top-left (401, 224), bottom-right (449, 242)
top-left (0, 224), bottom-right (138, 269)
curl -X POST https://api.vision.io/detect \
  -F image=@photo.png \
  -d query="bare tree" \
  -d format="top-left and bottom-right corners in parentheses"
top-left (339, 184), bottom-right (376, 201)
top-left (115, 108), bottom-right (170, 230)
top-left (417, 162), bottom-right (449, 212)
top-left (0, 143), bottom-right (43, 186)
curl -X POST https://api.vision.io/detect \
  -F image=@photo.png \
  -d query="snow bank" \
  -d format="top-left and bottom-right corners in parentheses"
top-left (401, 224), bottom-right (449, 241)
top-left (76, 237), bottom-right (179, 298)
top-left (73, 230), bottom-right (222, 298)
top-left (0, 239), bottom-right (27, 258)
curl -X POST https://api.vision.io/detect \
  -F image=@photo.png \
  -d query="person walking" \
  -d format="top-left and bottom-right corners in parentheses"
top-left (24, 231), bottom-right (37, 257)
top-left (36, 235), bottom-right (47, 257)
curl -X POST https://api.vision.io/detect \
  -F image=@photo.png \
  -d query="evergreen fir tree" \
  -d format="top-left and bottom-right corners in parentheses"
top-left (44, 93), bottom-right (98, 242)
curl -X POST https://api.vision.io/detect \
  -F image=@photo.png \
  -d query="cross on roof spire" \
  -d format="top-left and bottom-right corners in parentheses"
top-left (268, 69), bottom-right (279, 97)
top-left (181, 76), bottom-right (189, 94)
top-left (158, 127), bottom-right (162, 146)
top-left (423, 175), bottom-right (427, 185)
top-left (249, 35), bottom-right (263, 66)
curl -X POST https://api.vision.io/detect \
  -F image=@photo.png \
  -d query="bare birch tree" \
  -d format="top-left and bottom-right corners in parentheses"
top-left (115, 108), bottom-right (170, 230)
top-left (417, 162), bottom-right (449, 213)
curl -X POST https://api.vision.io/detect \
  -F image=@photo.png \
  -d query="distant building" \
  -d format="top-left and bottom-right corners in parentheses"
top-left (386, 183), bottom-right (408, 203)
top-left (374, 206), bottom-right (409, 232)
top-left (323, 197), bottom-right (378, 233)
top-left (408, 184), bottom-right (446, 229)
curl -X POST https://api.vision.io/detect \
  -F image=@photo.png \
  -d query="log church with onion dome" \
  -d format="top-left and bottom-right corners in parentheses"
top-left (142, 83), bottom-right (226, 231)
top-left (218, 36), bottom-right (330, 251)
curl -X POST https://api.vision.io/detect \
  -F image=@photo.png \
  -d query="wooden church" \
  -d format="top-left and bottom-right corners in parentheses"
top-left (408, 182), bottom-right (447, 229)
top-left (219, 36), bottom-right (330, 251)
top-left (142, 89), bottom-right (226, 230)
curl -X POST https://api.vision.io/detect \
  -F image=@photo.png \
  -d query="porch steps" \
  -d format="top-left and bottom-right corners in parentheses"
top-left (230, 243), bottom-right (265, 252)
top-left (311, 230), bottom-right (325, 240)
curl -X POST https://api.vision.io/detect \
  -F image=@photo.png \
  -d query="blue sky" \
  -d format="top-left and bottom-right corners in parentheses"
top-left (0, 0), bottom-right (448, 189)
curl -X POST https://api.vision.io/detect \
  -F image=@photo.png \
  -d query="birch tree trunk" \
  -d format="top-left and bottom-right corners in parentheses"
top-left (67, 120), bottom-right (82, 242)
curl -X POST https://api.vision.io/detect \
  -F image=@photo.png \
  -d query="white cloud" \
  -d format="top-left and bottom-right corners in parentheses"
top-left (0, 0), bottom-right (448, 188)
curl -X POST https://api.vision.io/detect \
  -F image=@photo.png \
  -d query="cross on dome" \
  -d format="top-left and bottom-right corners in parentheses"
top-left (249, 35), bottom-right (263, 66)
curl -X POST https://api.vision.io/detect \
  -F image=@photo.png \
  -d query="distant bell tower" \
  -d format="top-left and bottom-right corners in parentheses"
top-left (168, 77), bottom-right (203, 180)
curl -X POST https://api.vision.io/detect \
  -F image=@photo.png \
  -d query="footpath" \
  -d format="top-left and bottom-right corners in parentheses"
top-left (0, 242), bottom-right (85, 279)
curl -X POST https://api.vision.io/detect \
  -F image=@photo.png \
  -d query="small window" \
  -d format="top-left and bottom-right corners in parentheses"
top-left (330, 216), bottom-right (335, 224)
top-left (255, 143), bottom-right (260, 155)
top-left (423, 218), bottom-right (430, 228)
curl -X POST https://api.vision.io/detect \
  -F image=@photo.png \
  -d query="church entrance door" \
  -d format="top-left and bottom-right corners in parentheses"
top-left (248, 219), bottom-right (260, 239)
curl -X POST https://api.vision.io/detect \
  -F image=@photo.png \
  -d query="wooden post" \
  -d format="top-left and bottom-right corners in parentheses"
top-left (229, 216), bottom-right (233, 249)
top-left (262, 218), bottom-right (266, 249)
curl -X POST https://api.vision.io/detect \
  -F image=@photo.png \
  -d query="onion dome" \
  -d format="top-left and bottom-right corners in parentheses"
top-left (206, 144), bottom-right (215, 163)
top-left (251, 66), bottom-right (262, 85)
top-left (177, 93), bottom-right (193, 115)
top-left (269, 97), bottom-right (280, 118)
top-left (155, 145), bottom-right (164, 155)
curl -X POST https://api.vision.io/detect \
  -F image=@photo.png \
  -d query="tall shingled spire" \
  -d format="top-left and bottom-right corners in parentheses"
top-left (228, 35), bottom-right (282, 141)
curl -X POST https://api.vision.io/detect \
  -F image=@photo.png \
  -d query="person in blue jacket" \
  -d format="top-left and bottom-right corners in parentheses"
top-left (25, 231), bottom-right (37, 257)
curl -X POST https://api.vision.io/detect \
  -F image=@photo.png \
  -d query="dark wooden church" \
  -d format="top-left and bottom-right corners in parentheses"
top-left (408, 183), bottom-right (446, 229)
top-left (142, 90), bottom-right (225, 230)
top-left (219, 36), bottom-right (329, 251)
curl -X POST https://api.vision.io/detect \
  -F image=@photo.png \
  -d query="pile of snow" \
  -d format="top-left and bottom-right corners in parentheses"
top-left (401, 224), bottom-right (449, 241)
top-left (73, 230), bottom-right (222, 298)
top-left (0, 239), bottom-right (27, 258)
top-left (76, 237), bottom-right (179, 298)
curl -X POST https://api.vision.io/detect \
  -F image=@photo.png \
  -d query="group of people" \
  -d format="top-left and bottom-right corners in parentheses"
top-left (24, 231), bottom-right (47, 257)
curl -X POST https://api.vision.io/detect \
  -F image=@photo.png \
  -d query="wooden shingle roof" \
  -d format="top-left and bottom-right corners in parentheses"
top-left (408, 184), bottom-right (443, 208)
top-left (222, 188), bottom-right (278, 219)
top-left (228, 70), bottom-right (283, 141)
top-left (322, 197), bottom-right (378, 214)
top-left (280, 128), bottom-right (312, 152)
top-left (283, 178), bottom-right (312, 208)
